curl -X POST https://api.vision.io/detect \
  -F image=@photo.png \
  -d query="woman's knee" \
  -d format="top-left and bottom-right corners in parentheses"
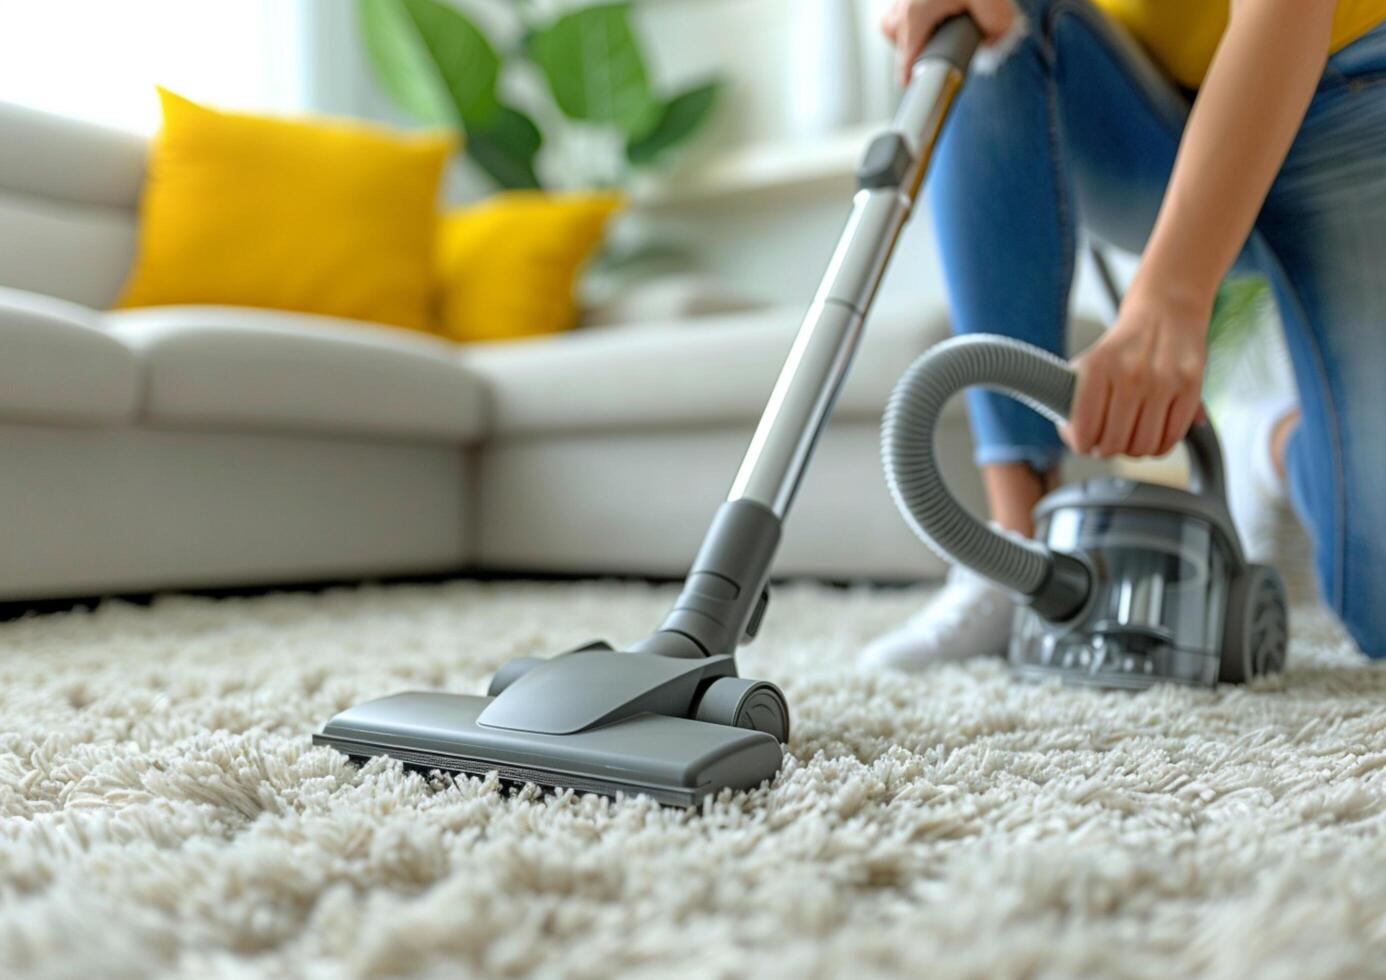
top-left (1336, 550), bottom-right (1386, 659)
top-left (1286, 423), bottom-right (1386, 658)
top-left (1334, 490), bottom-right (1386, 658)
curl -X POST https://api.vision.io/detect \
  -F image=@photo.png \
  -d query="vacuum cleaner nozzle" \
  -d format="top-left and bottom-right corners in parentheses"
top-left (314, 643), bottom-right (787, 807)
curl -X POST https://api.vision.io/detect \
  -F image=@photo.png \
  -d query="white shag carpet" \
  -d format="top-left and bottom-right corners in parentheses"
top-left (3, 580), bottom-right (1386, 979)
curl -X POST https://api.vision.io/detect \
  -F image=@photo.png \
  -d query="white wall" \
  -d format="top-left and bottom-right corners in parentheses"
top-left (622, 0), bottom-right (1114, 321)
top-left (0, 0), bottom-right (1113, 324)
top-left (630, 174), bottom-right (1116, 322)
top-left (634, 0), bottom-right (898, 146)
top-left (611, 0), bottom-right (943, 311)
top-left (0, 0), bottom-right (313, 133)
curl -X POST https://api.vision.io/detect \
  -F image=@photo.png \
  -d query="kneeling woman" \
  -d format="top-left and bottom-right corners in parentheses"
top-left (863, 0), bottom-right (1386, 667)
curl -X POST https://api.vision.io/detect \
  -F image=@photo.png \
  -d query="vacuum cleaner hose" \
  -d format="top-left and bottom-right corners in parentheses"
top-left (882, 334), bottom-right (1229, 620)
top-left (883, 334), bottom-right (1087, 618)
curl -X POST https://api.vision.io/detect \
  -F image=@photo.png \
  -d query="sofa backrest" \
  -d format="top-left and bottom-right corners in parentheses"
top-left (0, 102), bottom-right (146, 309)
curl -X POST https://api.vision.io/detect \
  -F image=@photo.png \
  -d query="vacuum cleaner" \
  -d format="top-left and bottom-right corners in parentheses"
top-left (882, 334), bottom-right (1288, 690)
top-left (315, 16), bottom-right (1287, 807)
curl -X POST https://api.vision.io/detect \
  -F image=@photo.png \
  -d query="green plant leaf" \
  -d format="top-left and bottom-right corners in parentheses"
top-left (359, 0), bottom-right (540, 188)
top-left (626, 80), bottom-right (721, 166)
top-left (359, 0), bottom-right (501, 124)
top-left (526, 2), bottom-right (657, 138)
top-left (399, 0), bottom-right (501, 122)
top-left (1208, 276), bottom-right (1270, 347)
top-left (1205, 275), bottom-right (1273, 395)
top-left (466, 103), bottom-right (544, 190)
top-left (357, 0), bottom-right (451, 124)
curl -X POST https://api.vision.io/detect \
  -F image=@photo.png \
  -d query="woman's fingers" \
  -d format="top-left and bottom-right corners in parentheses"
top-left (895, 14), bottom-right (923, 84)
top-left (896, 0), bottom-right (964, 83)
top-left (1062, 282), bottom-right (1210, 459)
top-left (881, 4), bottom-right (902, 40)
top-left (1158, 389), bottom-right (1203, 456)
top-left (1063, 356), bottom-right (1109, 455)
top-left (888, 0), bottom-right (1017, 83)
top-left (1128, 395), bottom-right (1173, 457)
top-left (970, 0), bottom-right (1017, 37)
top-left (886, 0), bottom-right (1022, 82)
top-left (1094, 383), bottom-right (1141, 457)
top-left (1067, 356), bottom-right (1202, 458)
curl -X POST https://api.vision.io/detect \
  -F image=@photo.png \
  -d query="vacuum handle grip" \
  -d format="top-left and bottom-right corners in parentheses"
top-left (1179, 420), bottom-right (1228, 504)
top-left (986, 346), bottom-right (1227, 504)
top-left (904, 335), bottom-right (1228, 502)
top-left (917, 14), bottom-right (985, 72)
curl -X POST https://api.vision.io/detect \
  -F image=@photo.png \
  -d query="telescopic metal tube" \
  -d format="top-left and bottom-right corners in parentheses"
top-left (726, 56), bottom-right (965, 518)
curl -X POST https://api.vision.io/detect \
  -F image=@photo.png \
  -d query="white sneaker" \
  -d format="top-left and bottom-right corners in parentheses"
top-left (859, 566), bottom-right (1016, 673)
top-left (1218, 393), bottom-right (1295, 564)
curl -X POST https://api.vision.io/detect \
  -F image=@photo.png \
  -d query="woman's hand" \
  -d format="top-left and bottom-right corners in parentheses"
top-left (880, 0), bottom-right (1018, 84)
top-left (1061, 282), bottom-right (1212, 459)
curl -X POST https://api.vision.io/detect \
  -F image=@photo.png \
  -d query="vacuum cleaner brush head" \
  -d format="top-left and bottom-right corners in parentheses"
top-left (314, 690), bottom-right (782, 808)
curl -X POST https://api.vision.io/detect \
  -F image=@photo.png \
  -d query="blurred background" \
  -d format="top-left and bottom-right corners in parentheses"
top-left (0, 0), bottom-right (1121, 317)
top-left (0, 0), bottom-right (1293, 604)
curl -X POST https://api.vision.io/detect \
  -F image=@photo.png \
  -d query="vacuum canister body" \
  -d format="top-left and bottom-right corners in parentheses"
top-left (1010, 477), bottom-right (1237, 688)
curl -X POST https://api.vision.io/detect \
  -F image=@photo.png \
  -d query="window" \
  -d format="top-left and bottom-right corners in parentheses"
top-left (0, 0), bottom-right (310, 132)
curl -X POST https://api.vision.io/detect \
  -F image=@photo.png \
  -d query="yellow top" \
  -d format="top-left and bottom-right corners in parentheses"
top-left (1093, 0), bottom-right (1386, 87)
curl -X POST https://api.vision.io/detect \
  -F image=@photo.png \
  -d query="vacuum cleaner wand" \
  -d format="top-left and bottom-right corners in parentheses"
top-left (635, 16), bottom-right (983, 664)
top-left (314, 18), bottom-right (986, 807)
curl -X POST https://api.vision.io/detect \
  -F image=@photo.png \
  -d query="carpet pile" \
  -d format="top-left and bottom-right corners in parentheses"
top-left (2, 580), bottom-right (1384, 978)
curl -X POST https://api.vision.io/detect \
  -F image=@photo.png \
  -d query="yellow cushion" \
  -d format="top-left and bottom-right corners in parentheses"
top-left (435, 191), bottom-right (622, 343)
top-left (117, 88), bottom-right (453, 332)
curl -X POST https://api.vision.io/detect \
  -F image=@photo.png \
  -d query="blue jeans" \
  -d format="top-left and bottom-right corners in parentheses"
top-left (929, 0), bottom-right (1386, 656)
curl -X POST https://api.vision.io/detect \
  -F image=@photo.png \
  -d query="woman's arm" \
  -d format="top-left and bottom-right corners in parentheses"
top-left (1065, 0), bottom-right (1336, 459)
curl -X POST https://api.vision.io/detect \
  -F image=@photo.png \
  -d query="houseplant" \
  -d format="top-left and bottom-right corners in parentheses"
top-left (358, 0), bottom-right (723, 189)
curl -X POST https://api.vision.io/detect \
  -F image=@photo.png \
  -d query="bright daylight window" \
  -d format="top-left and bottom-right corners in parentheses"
top-left (0, 0), bottom-right (311, 132)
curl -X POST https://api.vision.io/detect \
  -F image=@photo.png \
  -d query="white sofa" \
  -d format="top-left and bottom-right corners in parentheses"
top-left (0, 100), bottom-right (1028, 601)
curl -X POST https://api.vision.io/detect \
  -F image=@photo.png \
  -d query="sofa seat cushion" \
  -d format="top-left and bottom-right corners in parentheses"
top-left (461, 301), bottom-right (953, 438)
top-left (0, 286), bottom-right (139, 425)
top-left (105, 306), bottom-right (486, 443)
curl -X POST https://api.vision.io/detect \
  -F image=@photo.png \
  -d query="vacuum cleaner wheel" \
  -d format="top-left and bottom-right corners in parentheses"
top-left (693, 677), bottom-right (790, 743)
top-left (1220, 565), bottom-right (1289, 684)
